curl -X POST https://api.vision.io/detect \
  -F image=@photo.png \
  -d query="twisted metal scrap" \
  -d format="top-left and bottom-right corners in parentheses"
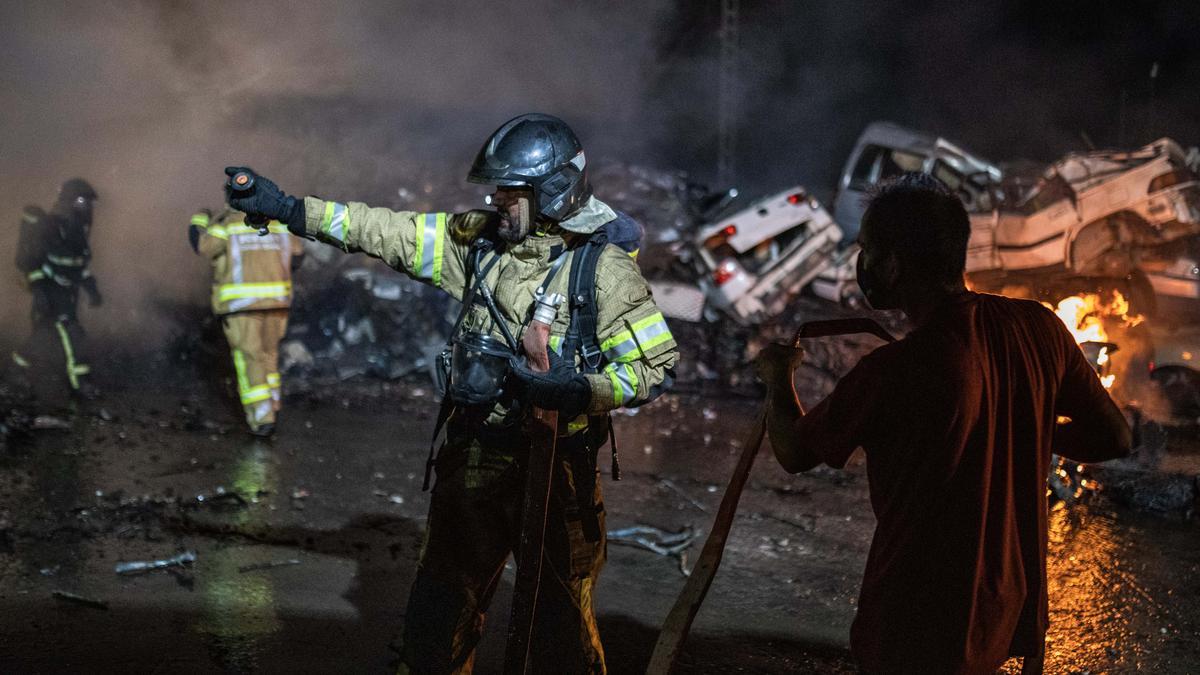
top-left (608, 525), bottom-right (698, 576)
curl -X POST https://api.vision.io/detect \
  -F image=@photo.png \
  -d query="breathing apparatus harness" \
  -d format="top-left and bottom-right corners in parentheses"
top-left (422, 215), bottom-right (644, 520)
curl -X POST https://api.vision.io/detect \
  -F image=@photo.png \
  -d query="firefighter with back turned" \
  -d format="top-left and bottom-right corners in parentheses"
top-left (188, 207), bottom-right (304, 437)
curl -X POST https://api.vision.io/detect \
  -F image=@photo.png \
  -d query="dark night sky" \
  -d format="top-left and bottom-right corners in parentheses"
top-left (0, 0), bottom-right (1197, 341)
top-left (652, 0), bottom-right (1200, 196)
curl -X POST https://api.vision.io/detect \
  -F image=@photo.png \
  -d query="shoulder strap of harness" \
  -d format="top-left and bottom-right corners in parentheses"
top-left (423, 237), bottom-right (500, 491)
top-left (565, 232), bottom-right (608, 374)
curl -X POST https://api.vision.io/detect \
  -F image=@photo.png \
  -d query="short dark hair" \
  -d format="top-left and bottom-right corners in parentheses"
top-left (862, 172), bottom-right (970, 286)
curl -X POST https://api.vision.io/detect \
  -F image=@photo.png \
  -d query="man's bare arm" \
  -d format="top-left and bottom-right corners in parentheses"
top-left (763, 375), bottom-right (822, 473)
top-left (756, 344), bottom-right (823, 473)
top-left (1053, 401), bottom-right (1132, 463)
top-left (1053, 323), bottom-right (1134, 463)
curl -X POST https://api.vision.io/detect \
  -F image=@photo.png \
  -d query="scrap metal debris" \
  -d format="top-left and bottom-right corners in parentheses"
top-left (237, 559), bottom-right (301, 573)
top-left (32, 415), bottom-right (71, 431)
top-left (658, 479), bottom-right (710, 513)
top-left (192, 486), bottom-right (249, 508)
top-left (51, 590), bottom-right (109, 610)
top-left (114, 550), bottom-right (197, 575)
top-left (1047, 455), bottom-right (1093, 507)
top-left (608, 525), bottom-right (699, 577)
top-left (281, 264), bottom-right (452, 384)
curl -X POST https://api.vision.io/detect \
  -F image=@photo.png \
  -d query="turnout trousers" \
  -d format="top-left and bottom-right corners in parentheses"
top-left (221, 309), bottom-right (288, 431)
top-left (11, 283), bottom-right (91, 394)
top-left (400, 437), bottom-right (608, 674)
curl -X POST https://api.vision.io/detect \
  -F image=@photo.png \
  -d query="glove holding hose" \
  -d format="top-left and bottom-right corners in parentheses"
top-left (508, 349), bottom-right (592, 419)
top-left (223, 167), bottom-right (307, 236)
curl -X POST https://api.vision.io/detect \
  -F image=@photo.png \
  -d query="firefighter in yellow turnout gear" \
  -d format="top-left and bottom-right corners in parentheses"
top-left (225, 114), bottom-right (679, 673)
top-left (189, 209), bottom-right (303, 436)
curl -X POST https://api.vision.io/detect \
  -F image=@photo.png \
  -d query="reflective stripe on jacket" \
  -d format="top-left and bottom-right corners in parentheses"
top-left (196, 211), bottom-right (303, 314)
top-left (21, 213), bottom-right (93, 288)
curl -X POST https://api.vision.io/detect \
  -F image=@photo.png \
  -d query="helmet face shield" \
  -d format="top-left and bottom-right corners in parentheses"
top-left (489, 186), bottom-right (537, 244)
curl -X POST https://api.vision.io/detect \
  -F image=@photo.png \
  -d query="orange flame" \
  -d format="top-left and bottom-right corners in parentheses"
top-left (1042, 291), bottom-right (1142, 389)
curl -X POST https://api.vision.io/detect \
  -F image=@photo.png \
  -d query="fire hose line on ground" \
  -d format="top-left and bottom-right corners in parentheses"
top-left (646, 318), bottom-right (896, 675)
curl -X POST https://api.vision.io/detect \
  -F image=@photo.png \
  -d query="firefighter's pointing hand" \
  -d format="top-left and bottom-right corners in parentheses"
top-left (754, 343), bottom-right (806, 390)
top-left (222, 167), bottom-right (307, 236)
top-left (508, 350), bottom-right (592, 418)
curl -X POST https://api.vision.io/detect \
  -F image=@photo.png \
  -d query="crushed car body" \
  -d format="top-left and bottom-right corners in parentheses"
top-left (689, 186), bottom-right (843, 325)
top-left (969, 138), bottom-right (1200, 282)
top-left (830, 122), bottom-right (1200, 311)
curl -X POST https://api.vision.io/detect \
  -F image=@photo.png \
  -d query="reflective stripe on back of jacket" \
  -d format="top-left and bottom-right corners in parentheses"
top-left (197, 212), bottom-right (301, 314)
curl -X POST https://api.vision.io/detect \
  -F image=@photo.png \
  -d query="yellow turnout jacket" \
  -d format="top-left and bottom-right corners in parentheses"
top-left (192, 210), bottom-right (303, 315)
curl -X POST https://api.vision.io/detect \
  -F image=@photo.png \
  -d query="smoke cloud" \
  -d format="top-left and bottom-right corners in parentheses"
top-left (650, 0), bottom-right (1200, 194)
top-left (0, 0), bottom-right (669, 347)
top-left (2, 0), bottom-right (1198, 351)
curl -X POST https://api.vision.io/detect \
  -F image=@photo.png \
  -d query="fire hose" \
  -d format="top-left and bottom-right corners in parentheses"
top-left (646, 317), bottom-right (896, 674)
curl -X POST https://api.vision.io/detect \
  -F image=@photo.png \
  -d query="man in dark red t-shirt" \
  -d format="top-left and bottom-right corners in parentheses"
top-left (756, 173), bottom-right (1131, 675)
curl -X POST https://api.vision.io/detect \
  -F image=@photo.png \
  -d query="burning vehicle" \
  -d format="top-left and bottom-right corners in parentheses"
top-left (821, 123), bottom-right (1200, 422)
top-left (1041, 290), bottom-right (1145, 392)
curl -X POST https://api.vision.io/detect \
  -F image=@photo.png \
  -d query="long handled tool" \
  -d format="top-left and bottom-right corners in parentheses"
top-left (505, 405), bottom-right (558, 674)
top-left (646, 317), bottom-right (895, 674)
top-left (504, 293), bottom-right (566, 675)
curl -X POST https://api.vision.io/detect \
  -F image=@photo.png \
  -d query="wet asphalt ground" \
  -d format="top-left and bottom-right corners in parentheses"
top-left (1, 368), bottom-right (1198, 674)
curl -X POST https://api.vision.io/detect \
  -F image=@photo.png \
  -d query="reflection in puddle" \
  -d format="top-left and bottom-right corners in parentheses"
top-left (195, 441), bottom-right (282, 671)
top-left (196, 548), bottom-right (282, 672)
top-left (1017, 505), bottom-right (1198, 673)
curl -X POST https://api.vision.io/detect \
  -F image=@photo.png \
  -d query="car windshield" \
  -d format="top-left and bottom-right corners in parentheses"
top-left (849, 145), bottom-right (926, 189)
top-left (932, 160), bottom-right (995, 212)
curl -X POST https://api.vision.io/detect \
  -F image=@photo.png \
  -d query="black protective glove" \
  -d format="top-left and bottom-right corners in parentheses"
top-left (223, 167), bottom-right (307, 236)
top-left (189, 207), bottom-right (211, 253)
top-left (82, 277), bottom-right (102, 307)
top-left (508, 349), bottom-right (591, 418)
top-left (188, 224), bottom-right (202, 253)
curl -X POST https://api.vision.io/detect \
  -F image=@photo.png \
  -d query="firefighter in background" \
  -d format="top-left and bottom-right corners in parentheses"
top-left (12, 179), bottom-right (102, 397)
top-left (189, 208), bottom-right (303, 436)
top-left (224, 113), bottom-right (679, 673)
top-left (11, 205), bottom-right (49, 376)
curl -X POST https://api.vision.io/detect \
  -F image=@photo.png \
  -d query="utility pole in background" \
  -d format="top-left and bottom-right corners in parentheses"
top-left (717, 0), bottom-right (739, 188)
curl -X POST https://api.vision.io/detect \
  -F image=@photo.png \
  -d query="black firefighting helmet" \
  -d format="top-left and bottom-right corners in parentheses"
top-left (466, 113), bottom-right (592, 223)
top-left (59, 178), bottom-right (98, 203)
